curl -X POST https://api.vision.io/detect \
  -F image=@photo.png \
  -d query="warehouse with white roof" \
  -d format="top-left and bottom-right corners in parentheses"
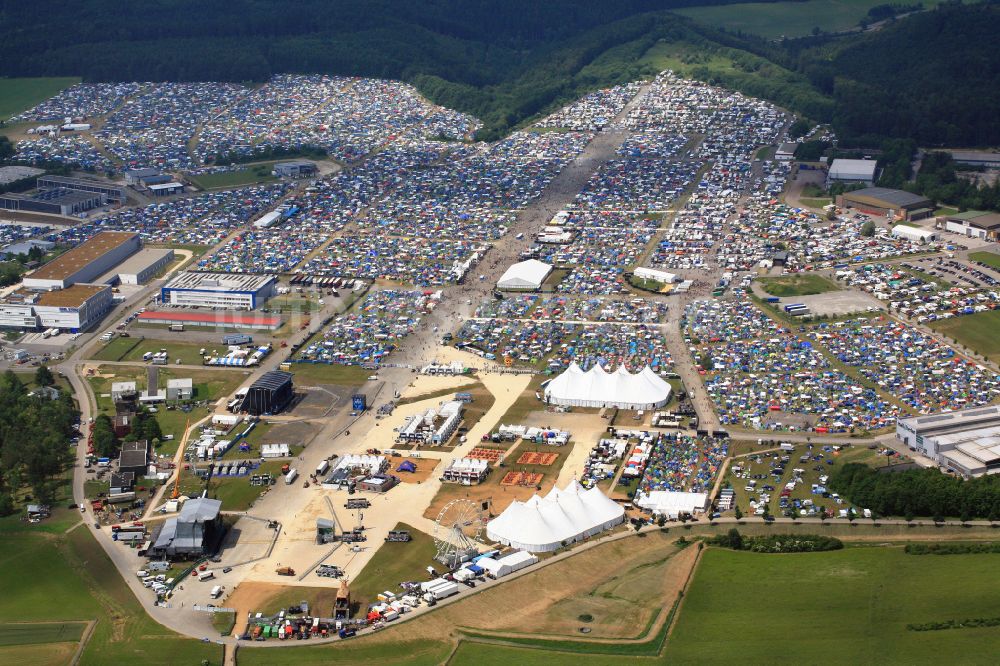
top-left (827, 159), bottom-right (878, 187)
top-left (486, 479), bottom-right (625, 552)
top-left (497, 259), bottom-right (552, 291)
top-left (160, 272), bottom-right (276, 310)
top-left (544, 363), bottom-right (672, 410)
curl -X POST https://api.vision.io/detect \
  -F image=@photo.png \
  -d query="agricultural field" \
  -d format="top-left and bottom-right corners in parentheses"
top-left (929, 309), bottom-right (1000, 363)
top-left (675, 0), bottom-right (936, 39)
top-left (0, 76), bottom-right (80, 120)
top-left (667, 546), bottom-right (1000, 663)
top-left (757, 273), bottom-right (840, 297)
top-left (0, 527), bottom-right (219, 665)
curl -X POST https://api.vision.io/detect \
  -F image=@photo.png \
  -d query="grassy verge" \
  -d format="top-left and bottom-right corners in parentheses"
top-left (969, 251), bottom-right (1000, 271)
top-left (187, 163), bottom-right (278, 189)
top-left (757, 273), bottom-right (840, 297)
top-left (349, 522), bottom-right (438, 611)
top-left (929, 310), bottom-right (1000, 362)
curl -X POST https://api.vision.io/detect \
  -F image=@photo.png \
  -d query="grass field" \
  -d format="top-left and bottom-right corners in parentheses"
top-left (187, 163), bottom-right (278, 190)
top-left (668, 546), bottom-right (1000, 663)
top-left (758, 273), bottom-right (840, 297)
top-left (675, 0), bottom-right (936, 39)
top-left (0, 622), bottom-right (86, 646)
top-left (0, 527), bottom-right (220, 665)
top-left (349, 522), bottom-right (439, 611)
top-left (287, 363), bottom-right (370, 386)
top-left (0, 77), bottom-right (80, 120)
top-left (930, 310), bottom-right (1000, 362)
top-left (969, 251), bottom-right (1000, 271)
top-left (238, 638), bottom-right (452, 665)
top-left (173, 459), bottom-right (287, 511)
top-left (93, 338), bottom-right (232, 366)
top-left (800, 197), bottom-right (832, 208)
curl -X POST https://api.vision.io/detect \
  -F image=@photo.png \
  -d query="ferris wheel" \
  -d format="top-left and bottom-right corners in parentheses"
top-left (433, 499), bottom-right (486, 568)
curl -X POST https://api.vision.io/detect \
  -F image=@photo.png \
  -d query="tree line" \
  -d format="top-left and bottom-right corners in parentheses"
top-left (0, 370), bottom-right (79, 514)
top-left (830, 462), bottom-right (1000, 522)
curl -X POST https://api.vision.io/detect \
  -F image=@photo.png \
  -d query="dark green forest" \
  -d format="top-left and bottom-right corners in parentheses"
top-left (0, 370), bottom-right (80, 514)
top-left (0, 0), bottom-right (998, 145)
top-left (830, 462), bottom-right (1000, 522)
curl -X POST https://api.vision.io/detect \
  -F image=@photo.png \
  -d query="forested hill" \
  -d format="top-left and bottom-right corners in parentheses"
top-left (826, 1), bottom-right (1000, 146)
top-left (1, 0), bottom-right (999, 146)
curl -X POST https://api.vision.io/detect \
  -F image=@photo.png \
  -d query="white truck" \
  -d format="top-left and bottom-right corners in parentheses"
top-left (284, 469), bottom-right (298, 485)
top-left (210, 585), bottom-right (223, 599)
top-left (315, 460), bottom-right (330, 476)
top-left (198, 570), bottom-right (215, 582)
top-left (421, 578), bottom-right (459, 602)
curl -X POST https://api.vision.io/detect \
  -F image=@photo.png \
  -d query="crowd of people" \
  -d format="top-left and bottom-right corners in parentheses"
top-left (637, 434), bottom-right (728, 496)
top-left (811, 319), bottom-right (1000, 414)
top-left (45, 183), bottom-right (294, 246)
top-left (296, 289), bottom-right (439, 365)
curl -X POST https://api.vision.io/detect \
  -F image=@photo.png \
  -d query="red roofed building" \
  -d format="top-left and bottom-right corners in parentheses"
top-left (138, 310), bottom-right (281, 330)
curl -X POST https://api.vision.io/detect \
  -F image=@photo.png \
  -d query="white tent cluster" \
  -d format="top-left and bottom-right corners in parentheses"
top-left (544, 363), bottom-right (672, 410)
top-left (497, 259), bottom-right (552, 291)
top-left (486, 479), bottom-right (625, 552)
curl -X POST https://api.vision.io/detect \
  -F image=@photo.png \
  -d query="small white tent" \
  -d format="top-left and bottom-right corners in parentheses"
top-left (486, 479), bottom-right (625, 552)
top-left (544, 363), bottom-right (672, 410)
top-left (497, 259), bottom-right (552, 291)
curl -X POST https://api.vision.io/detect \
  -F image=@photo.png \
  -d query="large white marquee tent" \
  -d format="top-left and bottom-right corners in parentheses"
top-left (486, 479), bottom-right (625, 552)
top-left (543, 362), bottom-right (672, 410)
top-left (497, 259), bottom-right (552, 291)
top-left (635, 490), bottom-right (709, 519)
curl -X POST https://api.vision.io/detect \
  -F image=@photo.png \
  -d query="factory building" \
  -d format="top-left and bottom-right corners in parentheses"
top-left (147, 182), bottom-right (185, 197)
top-left (160, 272), bottom-right (276, 310)
top-left (100, 248), bottom-right (175, 285)
top-left (0, 188), bottom-right (104, 216)
top-left (827, 159), bottom-right (878, 187)
top-left (36, 175), bottom-right (126, 203)
top-left (947, 151), bottom-right (1000, 169)
top-left (118, 440), bottom-right (150, 477)
top-left (1, 239), bottom-right (54, 259)
top-left (897, 406), bottom-right (1000, 477)
top-left (136, 310), bottom-right (281, 330)
top-left (775, 142), bottom-right (797, 161)
top-left (836, 187), bottom-right (934, 222)
top-left (240, 371), bottom-right (294, 416)
top-left (273, 161), bottom-right (318, 178)
top-left (123, 168), bottom-right (162, 186)
top-left (23, 231), bottom-right (140, 290)
top-left (0, 284), bottom-right (113, 331)
top-left (942, 211), bottom-right (1000, 241)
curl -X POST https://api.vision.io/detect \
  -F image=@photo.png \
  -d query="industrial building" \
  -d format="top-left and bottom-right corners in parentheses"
top-left (118, 440), bottom-right (150, 477)
top-left (897, 406), bottom-right (1000, 477)
top-left (23, 231), bottom-right (140, 290)
top-left (147, 182), bottom-right (185, 197)
top-left (827, 159), bottom-right (878, 187)
top-left (1, 238), bottom-right (54, 259)
top-left (100, 248), bottom-right (174, 285)
top-left (0, 284), bottom-right (113, 331)
top-left (136, 310), bottom-right (282, 330)
top-left (836, 187), bottom-right (934, 222)
top-left (151, 497), bottom-right (223, 559)
top-left (124, 167), bottom-right (162, 186)
top-left (633, 266), bottom-right (677, 284)
top-left (775, 142), bottom-right (797, 161)
top-left (36, 175), bottom-right (126, 203)
top-left (160, 272), bottom-right (277, 310)
top-left (942, 211), bottom-right (1000, 241)
top-left (167, 378), bottom-right (193, 401)
top-left (0, 188), bottom-right (104, 216)
top-left (497, 259), bottom-right (552, 291)
top-left (240, 370), bottom-right (294, 415)
top-left (947, 151), bottom-right (1000, 169)
top-left (273, 161), bottom-right (318, 178)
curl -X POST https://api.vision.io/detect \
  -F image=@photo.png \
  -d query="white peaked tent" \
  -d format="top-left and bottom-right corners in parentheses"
top-left (486, 479), bottom-right (625, 552)
top-left (497, 259), bottom-right (552, 290)
top-left (544, 363), bottom-right (672, 410)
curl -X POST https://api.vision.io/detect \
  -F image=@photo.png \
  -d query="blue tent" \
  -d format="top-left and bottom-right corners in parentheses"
top-left (396, 460), bottom-right (417, 473)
